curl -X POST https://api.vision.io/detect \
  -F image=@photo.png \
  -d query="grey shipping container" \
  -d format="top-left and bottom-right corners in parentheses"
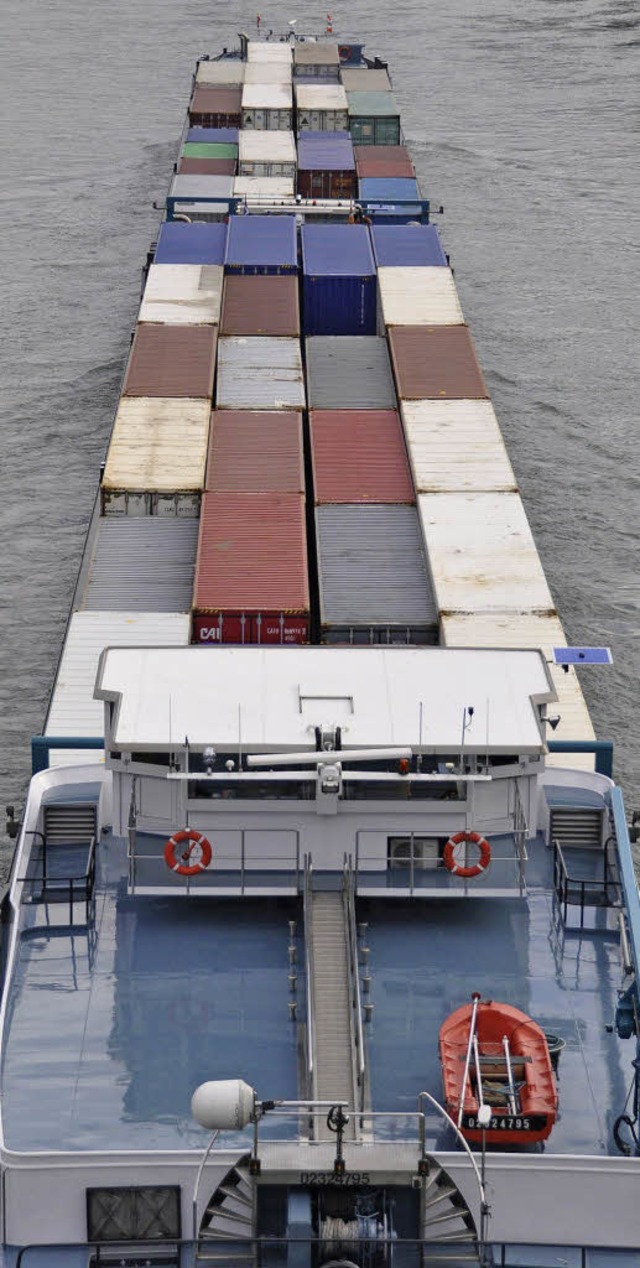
top-left (305, 336), bottom-right (397, 409)
top-left (79, 519), bottom-right (198, 612)
top-left (316, 503), bottom-right (438, 643)
top-left (216, 337), bottom-right (305, 409)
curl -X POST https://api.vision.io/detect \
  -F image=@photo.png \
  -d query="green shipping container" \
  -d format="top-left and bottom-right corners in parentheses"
top-left (182, 142), bottom-right (238, 160)
top-left (347, 91), bottom-right (401, 146)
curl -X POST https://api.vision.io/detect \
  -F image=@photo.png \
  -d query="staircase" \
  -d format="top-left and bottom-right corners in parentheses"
top-left (44, 803), bottom-right (97, 844)
top-left (197, 1164), bottom-right (255, 1268)
top-left (308, 890), bottom-right (358, 1140)
top-left (420, 1159), bottom-right (484, 1264)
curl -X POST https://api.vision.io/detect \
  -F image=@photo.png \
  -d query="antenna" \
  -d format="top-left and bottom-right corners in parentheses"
top-left (417, 701), bottom-right (423, 773)
top-left (238, 704), bottom-right (243, 771)
top-left (168, 694), bottom-right (173, 771)
top-left (459, 705), bottom-right (474, 771)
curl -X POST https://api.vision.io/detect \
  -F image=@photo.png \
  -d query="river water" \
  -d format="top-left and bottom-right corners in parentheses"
top-left (0, 0), bottom-right (638, 875)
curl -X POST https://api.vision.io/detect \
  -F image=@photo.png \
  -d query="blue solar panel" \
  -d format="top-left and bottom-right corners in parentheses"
top-left (552, 647), bottom-right (612, 666)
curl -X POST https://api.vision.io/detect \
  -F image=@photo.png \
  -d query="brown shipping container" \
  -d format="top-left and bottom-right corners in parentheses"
top-left (123, 325), bottom-right (218, 399)
top-left (297, 169), bottom-right (357, 200)
top-left (206, 412), bottom-right (304, 493)
top-left (388, 326), bottom-right (489, 401)
top-left (178, 157), bottom-right (237, 176)
top-left (220, 275), bottom-right (300, 337)
top-left (310, 410), bottom-right (415, 504)
top-left (355, 146), bottom-right (415, 178)
top-left (193, 492), bottom-right (310, 643)
top-left (189, 86), bottom-right (242, 127)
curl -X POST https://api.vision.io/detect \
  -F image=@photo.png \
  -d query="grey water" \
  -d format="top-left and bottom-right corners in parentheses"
top-left (0, 0), bottom-right (638, 878)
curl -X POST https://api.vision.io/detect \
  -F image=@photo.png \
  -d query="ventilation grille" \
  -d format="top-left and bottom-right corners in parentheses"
top-left (44, 803), bottom-right (97, 846)
top-left (550, 808), bottom-right (602, 850)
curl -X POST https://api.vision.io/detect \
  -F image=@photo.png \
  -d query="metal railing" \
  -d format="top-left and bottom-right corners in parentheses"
top-left (19, 834), bottom-right (97, 927)
top-left (513, 780), bottom-right (528, 896)
top-left (552, 836), bottom-right (618, 926)
top-left (303, 854), bottom-right (317, 1100)
top-left (354, 830), bottom-right (526, 896)
top-left (128, 831), bottom-right (301, 895)
top-left (343, 855), bottom-right (367, 1114)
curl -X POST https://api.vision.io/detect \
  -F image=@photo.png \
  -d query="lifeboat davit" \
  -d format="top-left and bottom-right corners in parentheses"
top-left (439, 995), bottom-right (558, 1146)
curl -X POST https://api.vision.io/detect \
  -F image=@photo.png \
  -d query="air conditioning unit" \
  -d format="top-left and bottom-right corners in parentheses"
top-left (388, 837), bottom-right (439, 870)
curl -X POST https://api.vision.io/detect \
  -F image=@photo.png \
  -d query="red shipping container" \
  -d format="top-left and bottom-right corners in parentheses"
top-left (192, 613), bottom-right (309, 644)
top-left (355, 146), bottom-right (415, 178)
top-left (220, 275), bottom-right (300, 337)
top-left (122, 325), bottom-right (218, 399)
top-left (189, 86), bottom-right (242, 127)
top-left (310, 410), bottom-right (415, 504)
top-left (178, 157), bottom-right (237, 176)
top-left (297, 169), bottom-right (357, 199)
top-left (206, 411), bottom-right (304, 493)
top-left (193, 492), bottom-right (310, 642)
top-left (388, 326), bottom-right (489, 401)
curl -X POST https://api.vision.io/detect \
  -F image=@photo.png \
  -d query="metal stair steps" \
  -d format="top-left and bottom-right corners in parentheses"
top-left (550, 807), bottom-right (602, 849)
top-left (308, 891), bottom-right (358, 1132)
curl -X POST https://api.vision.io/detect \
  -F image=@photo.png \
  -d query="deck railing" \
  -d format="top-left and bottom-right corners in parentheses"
top-left (19, 832), bottom-right (97, 927)
top-left (552, 836), bottom-right (619, 925)
top-left (303, 854), bottom-right (316, 1101)
top-left (127, 831), bottom-right (301, 895)
top-left (343, 855), bottom-right (367, 1114)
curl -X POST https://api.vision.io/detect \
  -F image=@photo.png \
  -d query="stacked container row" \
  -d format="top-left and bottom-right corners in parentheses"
top-left (301, 225), bottom-right (377, 336)
top-left (296, 132), bottom-right (356, 199)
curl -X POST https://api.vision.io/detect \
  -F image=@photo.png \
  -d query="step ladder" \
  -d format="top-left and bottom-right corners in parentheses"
top-left (308, 890), bottom-right (358, 1141)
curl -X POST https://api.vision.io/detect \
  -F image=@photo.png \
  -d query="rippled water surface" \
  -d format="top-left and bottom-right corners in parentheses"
top-left (1, 0), bottom-right (638, 876)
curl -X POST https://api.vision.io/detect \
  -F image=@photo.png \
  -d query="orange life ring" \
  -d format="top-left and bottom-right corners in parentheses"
top-left (164, 829), bottom-right (212, 876)
top-left (338, 44), bottom-right (352, 61)
top-left (443, 831), bottom-right (491, 879)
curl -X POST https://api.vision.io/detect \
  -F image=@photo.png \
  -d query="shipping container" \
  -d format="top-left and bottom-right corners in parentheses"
top-left (301, 224), bottom-right (377, 336)
top-left (154, 222), bottom-right (227, 265)
top-left (224, 213), bottom-right (297, 274)
top-left (296, 131), bottom-right (356, 198)
top-left (216, 337), bottom-right (305, 410)
top-left (196, 60), bottom-right (246, 86)
top-left (168, 174), bottom-right (233, 221)
top-left (189, 86), bottom-right (242, 128)
top-left (348, 92), bottom-right (401, 145)
top-left (439, 611), bottom-right (596, 768)
top-left (178, 157), bottom-right (236, 176)
top-left (186, 127), bottom-right (239, 144)
top-left (378, 267), bottom-right (464, 326)
top-left (296, 83), bottom-right (348, 131)
top-left (79, 519), bottom-right (199, 612)
top-left (370, 224), bottom-right (447, 267)
top-left (400, 400), bottom-right (518, 493)
top-left (305, 336), bottom-right (397, 409)
top-left (45, 612), bottom-right (190, 762)
top-left (101, 397), bottom-right (210, 516)
top-left (233, 175), bottom-right (295, 199)
top-left (358, 177), bottom-right (422, 219)
top-left (294, 43), bottom-right (340, 79)
top-left (123, 324), bottom-right (218, 399)
top-left (220, 275), bottom-right (300, 337)
top-left (244, 62), bottom-right (293, 85)
top-left (316, 504), bottom-right (438, 643)
top-left (341, 68), bottom-right (392, 92)
top-left (241, 82), bottom-right (293, 130)
top-left (417, 491), bottom-right (556, 614)
top-left (355, 145), bottom-right (415, 178)
top-left (247, 41), bottom-right (293, 65)
top-left (207, 411), bottom-right (304, 492)
top-left (310, 410), bottom-right (414, 504)
top-left (388, 326), bottom-right (489, 400)
top-left (237, 130), bottom-right (297, 176)
top-left (181, 142), bottom-right (238, 160)
top-left (193, 492), bottom-right (309, 644)
top-left (139, 264), bottom-right (223, 326)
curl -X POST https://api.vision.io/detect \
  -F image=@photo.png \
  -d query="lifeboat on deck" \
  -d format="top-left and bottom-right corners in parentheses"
top-left (439, 994), bottom-right (558, 1146)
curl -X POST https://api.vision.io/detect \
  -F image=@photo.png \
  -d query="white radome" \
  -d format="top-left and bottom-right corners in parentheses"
top-left (191, 1079), bottom-right (256, 1131)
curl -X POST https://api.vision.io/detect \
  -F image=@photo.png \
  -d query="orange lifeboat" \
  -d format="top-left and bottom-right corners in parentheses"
top-left (439, 995), bottom-right (558, 1146)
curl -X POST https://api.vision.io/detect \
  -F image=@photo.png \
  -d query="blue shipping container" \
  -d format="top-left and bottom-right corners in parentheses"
top-left (370, 224), bottom-right (447, 267)
top-left (297, 132), bottom-right (355, 171)
top-left (154, 221), bottom-right (227, 265)
top-left (224, 215), bottom-right (298, 275)
top-left (359, 177), bottom-right (423, 224)
top-left (187, 126), bottom-right (239, 144)
top-left (301, 224), bottom-right (377, 336)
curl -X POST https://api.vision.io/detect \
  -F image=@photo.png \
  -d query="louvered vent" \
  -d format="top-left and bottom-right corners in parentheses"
top-left (44, 804), bottom-right (97, 846)
top-left (550, 808), bottom-right (602, 850)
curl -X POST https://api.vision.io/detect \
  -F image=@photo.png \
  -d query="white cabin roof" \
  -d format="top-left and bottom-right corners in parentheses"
top-left (96, 646), bottom-right (554, 754)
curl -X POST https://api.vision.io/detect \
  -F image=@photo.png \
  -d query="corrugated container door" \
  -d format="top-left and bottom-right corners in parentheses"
top-left (315, 504), bottom-right (438, 644)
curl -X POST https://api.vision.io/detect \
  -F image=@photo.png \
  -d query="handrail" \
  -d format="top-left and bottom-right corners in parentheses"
top-left (303, 854), bottom-right (316, 1099)
top-left (19, 835), bottom-right (97, 927)
top-left (343, 856), bottom-right (366, 1113)
top-left (458, 993), bottom-right (481, 1129)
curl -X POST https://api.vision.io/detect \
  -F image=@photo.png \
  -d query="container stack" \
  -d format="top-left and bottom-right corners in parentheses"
top-left (371, 223), bottom-right (464, 330)
top-left (193, 212), bottom-right (309, 645)
top-left (296, 132), bottom-right (356, 199)
top-left (301, 225), bottom-right (377, 336)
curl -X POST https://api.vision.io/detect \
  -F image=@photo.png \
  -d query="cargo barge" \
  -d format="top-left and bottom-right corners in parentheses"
top-left (2, 24), bottom-right (640, 1268)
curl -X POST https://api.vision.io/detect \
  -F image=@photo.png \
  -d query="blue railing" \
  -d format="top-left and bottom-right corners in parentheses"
top-left (31, 735), bottom-right (102, 774)
top-left (547, 738), bottom-right (614, 778)
top-left (164, 195), bottom-right (431, 223)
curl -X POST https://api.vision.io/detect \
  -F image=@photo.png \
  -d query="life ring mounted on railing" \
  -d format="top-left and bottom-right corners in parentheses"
top-left (443, 830), bottom-right (491, 879)
top-left (164, 829), bottom-right (212, 877)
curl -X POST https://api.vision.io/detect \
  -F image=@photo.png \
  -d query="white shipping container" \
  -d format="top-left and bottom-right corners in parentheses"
top-left (238, 130), bottom-right (297, 176)
top-left (102, 398), bottom-right (210, 509)
top-left (417, 491), bottom-right (555, 614)
top-left (296, 82), bottom-right (348, 131)
top-left (244, 62), bottom-right (293, 85)
top-left (168, 174), bottom-right (233, 220)
top-left (45, 612), bottom-right (190, 763)
top-left (401, 400), bottom-right (517, 492)
top-left (233, 176), bottom-right (295, 198)
top-left (139, 264), bottom-right (223, 326)
top-left (196, 61), bottom-right (245, 85)
top-left (242, 82), bottom-right (293, 109)
top-left (378, 267), bottom-right (465, 327)
top-left (216, 337), bottom-right (305, 410)
top-left (247, 41), bottom-right (293, 64)
top-left (441, 611), bottom-right (596, 768)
